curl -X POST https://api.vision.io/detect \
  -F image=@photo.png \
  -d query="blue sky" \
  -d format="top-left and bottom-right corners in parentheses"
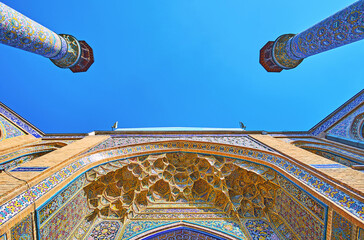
top-left (0, 0), bottom-right (363, 133)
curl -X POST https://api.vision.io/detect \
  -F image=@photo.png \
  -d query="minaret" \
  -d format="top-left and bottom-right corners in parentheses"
top-left (260, 0), bottom-right (364, 72)
top-left (0, 2), bottom-right (94, 73)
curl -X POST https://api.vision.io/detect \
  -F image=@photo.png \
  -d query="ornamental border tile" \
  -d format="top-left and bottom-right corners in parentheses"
top-left (185, 220), bottom-right (246, 239)
top-left (122, 219), bottom-right (246, 240)
top-left (0, 104), bottom-right (42, 138)
top-left (144, 227), bottom-right (225, 240)
top-left (84, 135), bottom-right (276, 155)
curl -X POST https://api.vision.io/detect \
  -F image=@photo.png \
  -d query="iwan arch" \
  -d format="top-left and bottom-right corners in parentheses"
top-left (0, 0), bottom-right (364, 238)
top-left (0, 90), bottom-right (363, 239)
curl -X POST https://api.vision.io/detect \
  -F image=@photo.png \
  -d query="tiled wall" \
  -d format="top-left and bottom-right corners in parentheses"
top-left (10, 214), bottom-right (34, 240)
top-left (0, 115), bottom-right (25, 142)
top-left (37, 175), bottom-right (90, 240)
top-left (275, 189), bottom-right (325, 240)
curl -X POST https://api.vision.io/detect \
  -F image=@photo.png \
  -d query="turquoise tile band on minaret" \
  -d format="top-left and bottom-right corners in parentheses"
top-left (0, 2), bottom-right (94, 72)
top-left (260, 0), bottom-right (364, 72)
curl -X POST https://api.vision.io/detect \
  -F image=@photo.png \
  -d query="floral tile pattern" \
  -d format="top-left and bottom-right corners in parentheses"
top-left (275, 189), bottom-right (325, 240)
top-left (38, 191), bottom-right (90, 240)
top-left (244, 219), bottom-right (280, 240)
top-left (38, 175), bottom-right (86, 225)
top-left (10, 214), bottom-right (33, 240)
top-left (86, 221), bottom-right (121, 240)
top-left (122, 220), bottom-right (246, 239)
top-left (0, 105), bottom-right (42, 138)
top-left (331, 211), bottom-right (353, 240)
top-left (149, 228), bottom-right (222, 240)
top-left (0, 115), bottom-right (24, 142)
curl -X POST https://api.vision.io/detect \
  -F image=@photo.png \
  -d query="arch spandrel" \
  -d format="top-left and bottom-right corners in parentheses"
top-left (0, 115), bottom-right (26, 142)
top-left (126, 222), bottom-right (242, 240)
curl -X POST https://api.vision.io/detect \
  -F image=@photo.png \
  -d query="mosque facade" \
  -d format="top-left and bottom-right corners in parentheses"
top-left (1, 1), bottom-right (364, 239)
top-left (0, 90), bottom-right (363, 239)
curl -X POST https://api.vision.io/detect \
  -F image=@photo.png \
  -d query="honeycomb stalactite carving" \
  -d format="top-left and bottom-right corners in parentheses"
top-left (84, 153), bottom-right (280, 222)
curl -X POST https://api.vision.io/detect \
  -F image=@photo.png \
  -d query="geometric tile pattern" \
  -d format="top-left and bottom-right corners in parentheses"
top-left (276, 175), bottom-right (326, 221)
top-left (148, 228), bottom-right (222, 240)
top-left (328, 104), bottom-right (364, 140)
top-left (130, 206), bottom-right (234, 221)
top-left (86, 221), bottom-right (121, 240)
top-left (0, 3), bottom-right (63, 58)
top-left (310, 90), bottom-right (364, 136)
top-left (244, 219), bottom-right (280, 240)
top-left (132, 212), bottom-right (231, 220)
top-left (0, 159), bottom-right (85, 227)
top-left (0, 141), bottom-right (360, 230)
top-left (84, 135), bottom-right (276, 155)
top-left (38, 190), bottom-right (89, 240)
top-left (274, 189), bottom-right (325, 240)
top-left (0, 115), bottom-right (24, 142)
top-left (10, 214), bottom-right (33, 240)
top-left (331, 211), bottom-right (353, 240)
top-left (38, 175), bottom-right (86, 225)
top-left (268, 212), bottom-right (297, 240)
top-left (0, 104), bottom-right (42, 138)
top-left (288, 1), bottom-right (364, 60)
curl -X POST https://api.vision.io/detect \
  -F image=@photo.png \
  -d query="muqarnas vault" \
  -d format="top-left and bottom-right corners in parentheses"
top-left (0, 90), bottom-right (363, 239)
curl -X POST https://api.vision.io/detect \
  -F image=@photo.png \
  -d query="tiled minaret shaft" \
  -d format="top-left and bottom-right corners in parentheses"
top-left (0, 2), bottom-right (93, 72)
top-left (260, 0), bottom-right (364, 72)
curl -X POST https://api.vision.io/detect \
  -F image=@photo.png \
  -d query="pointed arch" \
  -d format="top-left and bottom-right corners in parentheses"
top-left (4, 139), bottom-right (364, 240)
top-left (127, 222), bottom-right (241, 240)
